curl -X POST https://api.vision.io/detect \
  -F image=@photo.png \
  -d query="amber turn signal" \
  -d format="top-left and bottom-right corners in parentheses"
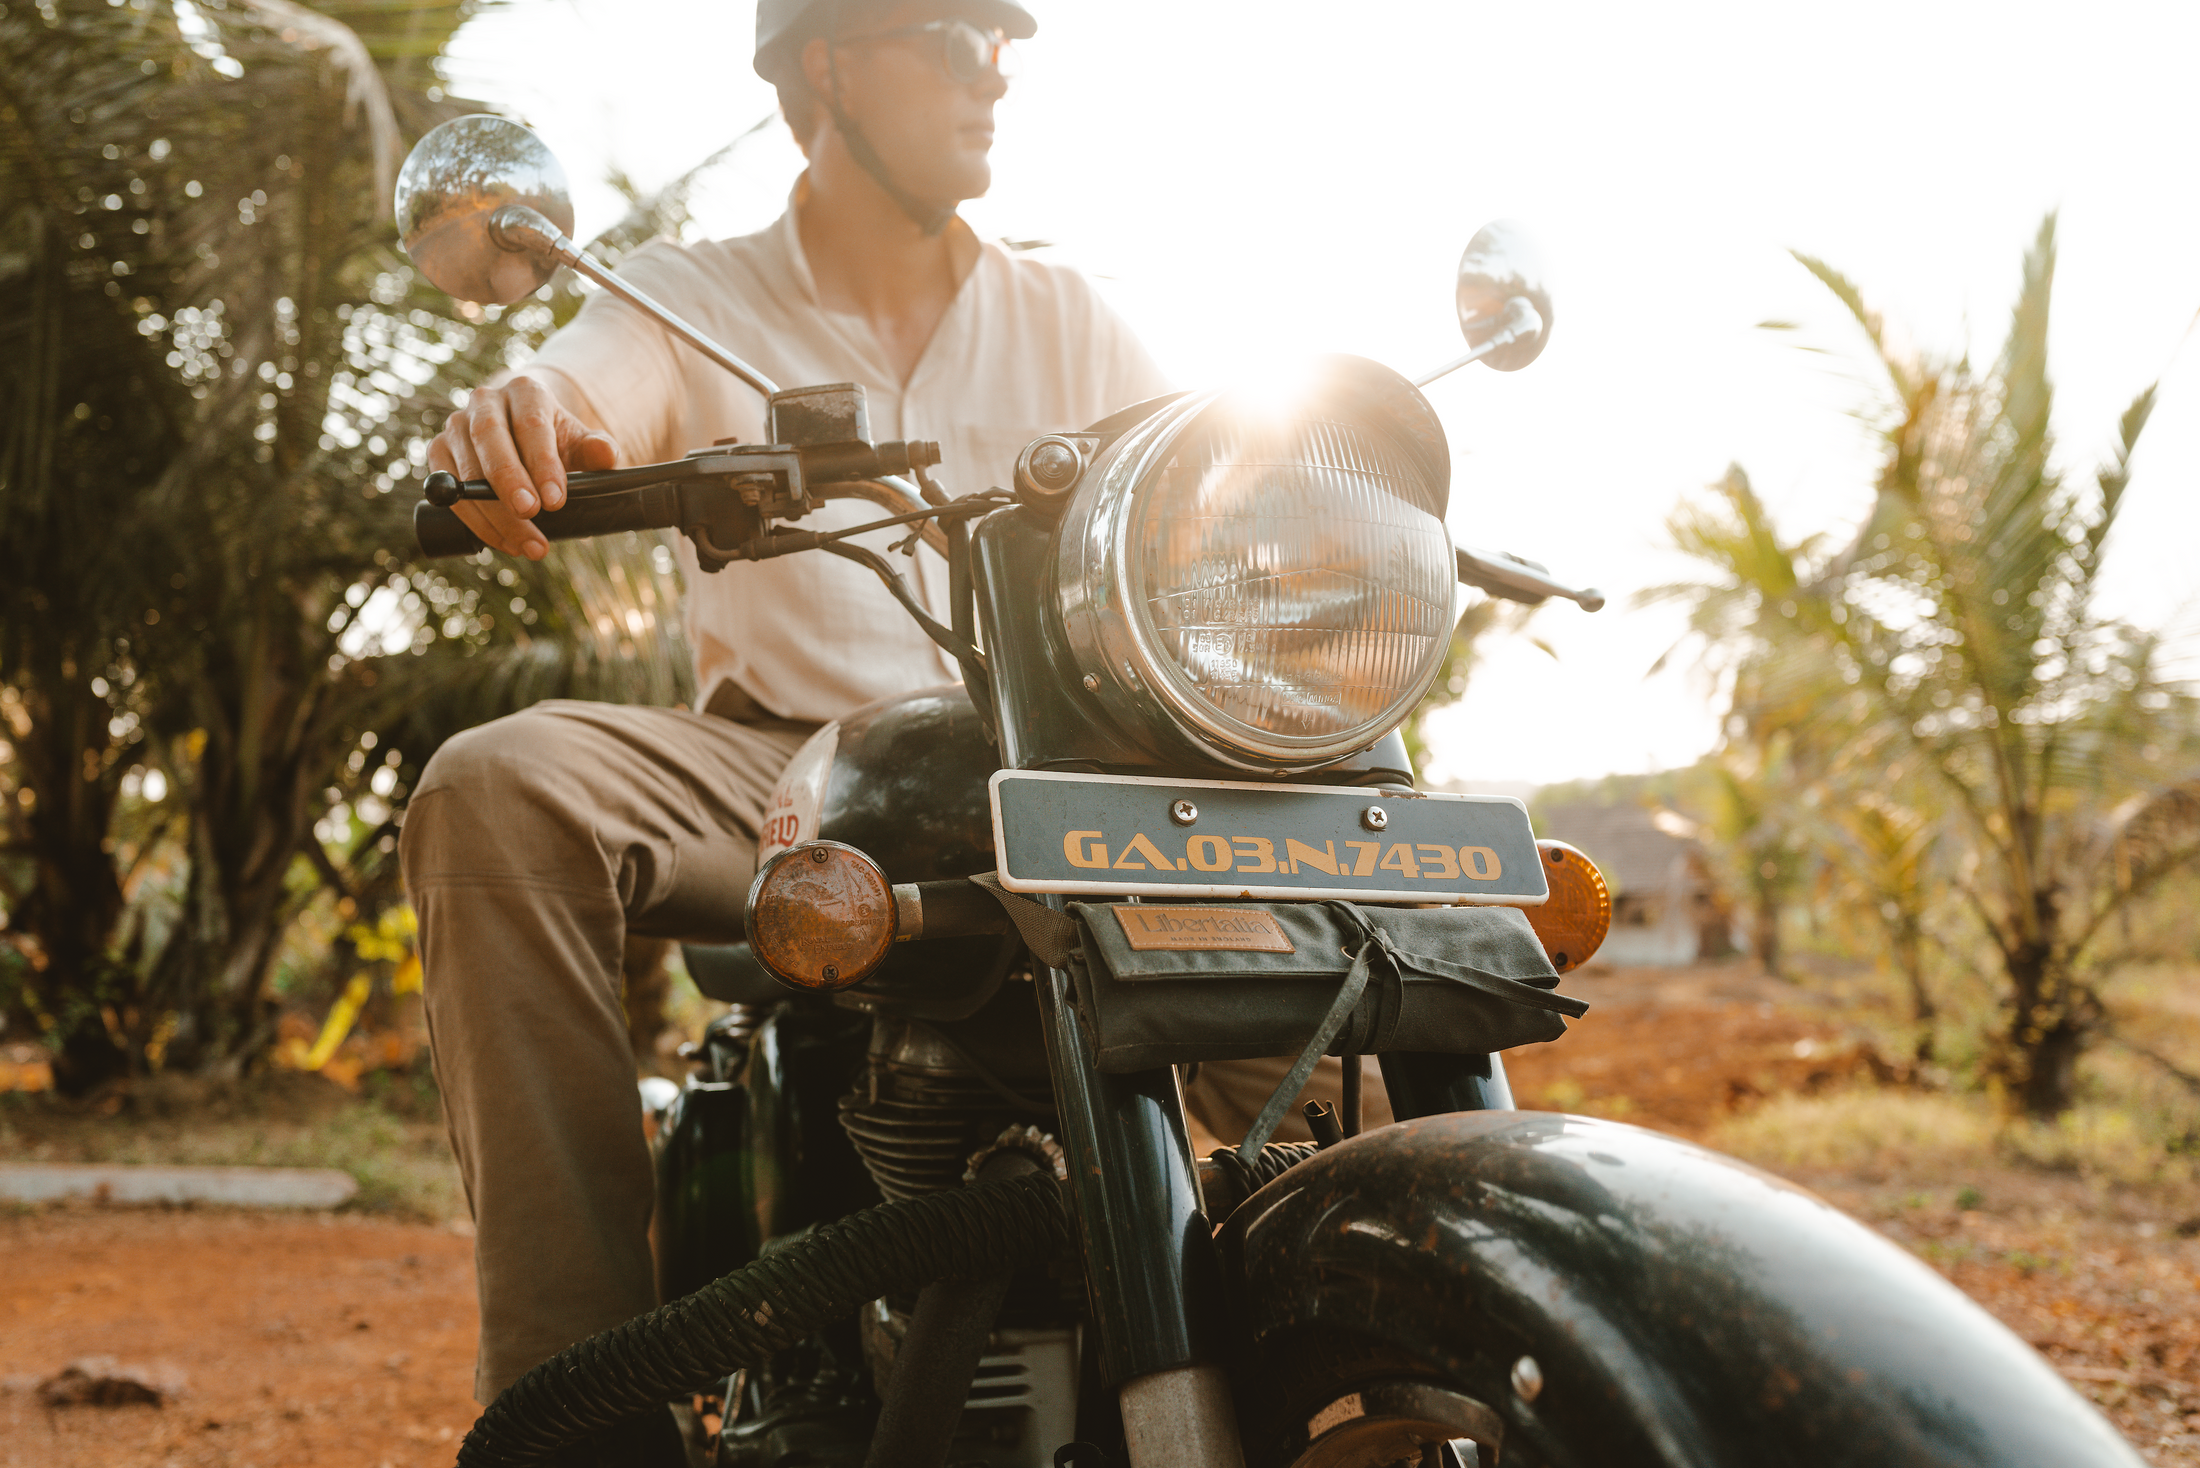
top-left (1522, 840), bottom-right (1610, 974)
top-left (745, 841), bottom-right (897, 992)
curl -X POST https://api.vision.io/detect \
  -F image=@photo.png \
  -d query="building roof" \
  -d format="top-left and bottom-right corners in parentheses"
top-left (1536, 803), bottom-right (1702, 897)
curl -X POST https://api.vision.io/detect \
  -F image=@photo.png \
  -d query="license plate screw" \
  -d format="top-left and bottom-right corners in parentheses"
top-left (1361, 805), bottom-right (1389, 832)
top-left (1169, 799), bottom-right (1198, 827)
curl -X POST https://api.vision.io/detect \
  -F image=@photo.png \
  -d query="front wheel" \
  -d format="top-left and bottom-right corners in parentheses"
top-left (1261, 1366), bottom-right (1499, 1467)
top-left (1219, 1112), bottom-right (2146, 1468)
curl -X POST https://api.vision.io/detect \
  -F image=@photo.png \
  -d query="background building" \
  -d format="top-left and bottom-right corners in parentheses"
top-left (1537, 804), bottom-right (1737, 966)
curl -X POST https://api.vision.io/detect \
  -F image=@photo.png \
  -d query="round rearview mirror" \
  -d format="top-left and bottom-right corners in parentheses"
top-left (1456, 220), bottom-right (1553, 372)
top-left (395, 115), bottom-right (575, 305)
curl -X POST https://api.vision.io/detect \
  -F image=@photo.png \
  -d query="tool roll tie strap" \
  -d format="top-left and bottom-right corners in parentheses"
top-left (969, 875), bottom-right (1586, 1158)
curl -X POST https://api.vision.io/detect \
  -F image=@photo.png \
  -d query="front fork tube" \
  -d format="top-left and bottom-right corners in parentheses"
top-left (1379, 1049), bottom-right (1516, 1118)
top-left (1034, 962), bottom-right (1247, 1468)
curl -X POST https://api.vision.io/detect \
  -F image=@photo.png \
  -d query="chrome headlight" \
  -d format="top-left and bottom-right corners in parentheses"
top-left (1058, 357), bottom-right (1455, 771)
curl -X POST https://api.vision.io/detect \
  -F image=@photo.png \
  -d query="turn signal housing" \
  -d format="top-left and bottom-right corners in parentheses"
top-left (1522, 840), bottom-right (1610, 974)
top-left (745, 840), bottom-right (897, 992)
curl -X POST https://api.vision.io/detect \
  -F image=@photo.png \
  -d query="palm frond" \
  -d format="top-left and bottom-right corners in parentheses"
top-left (2083, 382), bottom-right (2157, 578)
top-left (1791, 249), bottom-right (1913, 400)
top-left (236, 0), bottom-right (403, 213)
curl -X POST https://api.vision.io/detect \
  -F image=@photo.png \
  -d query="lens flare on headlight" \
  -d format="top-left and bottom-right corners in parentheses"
top-left (1056, 356), bottom-right (1459, 770)
top-left (1136, 411), bottom-right (1453, 742)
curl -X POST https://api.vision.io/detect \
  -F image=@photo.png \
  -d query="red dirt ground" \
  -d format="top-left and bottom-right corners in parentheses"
top-left (1502, 959), bottom-right (1889, 1130)
top-left (0, 1209), bottom-right (479, 1468)
top-left (4, 960), bottom-right (2193, 1464)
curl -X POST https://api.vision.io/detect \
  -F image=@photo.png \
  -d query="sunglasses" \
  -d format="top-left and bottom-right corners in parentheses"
top-left (836, 18), bottom-right (1019, 84)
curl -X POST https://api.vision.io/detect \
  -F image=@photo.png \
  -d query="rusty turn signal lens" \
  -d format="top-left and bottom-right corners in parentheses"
top-left (745, 841), bottom-right (897, 992)
top-left (1522, 840), bottom-right (1609, 974)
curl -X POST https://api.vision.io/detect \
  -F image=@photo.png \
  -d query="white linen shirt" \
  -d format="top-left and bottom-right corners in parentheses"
top-left (526, 197), bottom-right (1169, 723)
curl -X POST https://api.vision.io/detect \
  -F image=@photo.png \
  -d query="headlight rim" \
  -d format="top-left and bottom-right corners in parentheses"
top-left (1056, 356), bottom-right (1457, 773)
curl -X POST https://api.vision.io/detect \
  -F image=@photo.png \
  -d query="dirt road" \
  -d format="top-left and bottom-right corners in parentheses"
top-left (1, 1210), bottom-right (477, 1468)
top-left (4, 961), bottom-right (2193, 1464)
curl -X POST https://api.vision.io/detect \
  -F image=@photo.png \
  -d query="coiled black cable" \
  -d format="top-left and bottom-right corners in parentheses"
top-left (456, 1169), bottom-right (1073, 1467)
top-left (1200, 1141), bottom-right (1322, 1222)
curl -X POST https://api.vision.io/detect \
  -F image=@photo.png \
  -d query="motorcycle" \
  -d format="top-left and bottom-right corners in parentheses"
top-left (393, 115), bottom-right (2142, 1468)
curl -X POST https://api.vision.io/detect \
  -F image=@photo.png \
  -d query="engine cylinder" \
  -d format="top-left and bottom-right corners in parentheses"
top-left (838, 1014), bottom-right (1052, 1202)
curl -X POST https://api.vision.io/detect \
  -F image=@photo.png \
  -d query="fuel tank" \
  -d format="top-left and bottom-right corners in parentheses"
top-left (1217, 1111), bottom-right (2141, 1468)
top-left (687, 686), bottom-right (1008, 1012)
top-left (810, 685), bottom-right (999, 882)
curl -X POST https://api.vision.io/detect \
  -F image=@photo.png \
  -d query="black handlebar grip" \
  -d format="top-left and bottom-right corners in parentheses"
top-left (414, 501), bottom-right (488, 558)
top-left (413, 487), bottom-right (680, 559)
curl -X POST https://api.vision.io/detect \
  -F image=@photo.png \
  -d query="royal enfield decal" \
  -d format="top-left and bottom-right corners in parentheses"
top-left (1110, 905), bottom-right (1295, 953)
top-left (989, 770), bottom-right (1548, 905)
top-left (757, 722), bottom-right (840, 867)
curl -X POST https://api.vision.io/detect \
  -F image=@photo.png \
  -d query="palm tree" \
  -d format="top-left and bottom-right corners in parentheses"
top-left (1656, 216), bottom-right (2200, 1117)
top-left (1, 0), bottom-right (704, 1089)
top-left (1828, 790), bottom-right (1942, 1058)
top-left (1644, 465), bottom-right (1844, 981)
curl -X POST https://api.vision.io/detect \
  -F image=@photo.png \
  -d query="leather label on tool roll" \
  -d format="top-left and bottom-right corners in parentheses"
top-left (1110, 906), bottom-right (1295, 953)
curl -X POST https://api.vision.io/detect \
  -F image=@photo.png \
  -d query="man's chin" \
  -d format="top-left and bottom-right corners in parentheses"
top-left (881, 152), bottom-right (990, 214)
top-left (938, 160), bottom-right (993, 206)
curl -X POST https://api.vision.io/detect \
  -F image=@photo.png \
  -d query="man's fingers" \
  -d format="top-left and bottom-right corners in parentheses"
top-left (426, 427), bottom-right (457, 477)
top-left (506, 378), bottom-right (569, 510)
top-left (453, 500), bottom-right (547, 560)
top-left (446, 415), bottom-right (546, 560)
top-left (463, 390), bottom-right (541, 520)
top-left (566, 427), bottom-right (620, 473)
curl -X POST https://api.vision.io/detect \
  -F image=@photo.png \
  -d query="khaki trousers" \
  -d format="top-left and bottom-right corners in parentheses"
top-left (403, 700), bottom-right (814, 1401)
top-left (1180, 1054), bottom-right (1395, 1158)
top-left (402, 698), bottom-right (1388, 1402)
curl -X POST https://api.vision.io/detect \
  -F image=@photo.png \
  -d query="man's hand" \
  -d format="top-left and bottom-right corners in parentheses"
top-left (427, 375), bottom-right (620, 560)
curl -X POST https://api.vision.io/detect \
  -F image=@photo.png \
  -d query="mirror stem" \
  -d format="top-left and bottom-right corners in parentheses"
top-left (1412, 297), bottom-right (1545, 389)
top-left (1456, 543), bottom-right (1604, 612)
top-left (490, 205), bottom-right (782, 399)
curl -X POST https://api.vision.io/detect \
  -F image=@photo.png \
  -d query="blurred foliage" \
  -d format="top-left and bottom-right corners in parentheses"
top-left (0, 0), bottom-right (708, 1093)
top-left (1648, 215), bottom-right (2200, 1119)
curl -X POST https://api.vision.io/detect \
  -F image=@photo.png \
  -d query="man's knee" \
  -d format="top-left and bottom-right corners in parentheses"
top-left (401, 704), bottom-right (599, 878)
top-left (417, 704), bottom-right (586, 800)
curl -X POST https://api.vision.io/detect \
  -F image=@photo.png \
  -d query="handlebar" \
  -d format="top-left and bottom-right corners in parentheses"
top-left (412, 438), bottom-right (940, 560)
top-left (414, 488), bottom-right (674, 558)
top-left (412, 440), bottom-right (1603, 620)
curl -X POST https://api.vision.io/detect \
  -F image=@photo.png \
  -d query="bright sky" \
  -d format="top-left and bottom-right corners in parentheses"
top-left (443, 0), bottom-right (2200, 790)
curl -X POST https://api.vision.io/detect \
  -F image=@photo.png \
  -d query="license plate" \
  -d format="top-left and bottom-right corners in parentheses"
top-left (989, 771), bottom-right (1548, 905)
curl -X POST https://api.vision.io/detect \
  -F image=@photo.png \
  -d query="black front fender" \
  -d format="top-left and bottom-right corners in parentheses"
top-left (1217, 1111), bottom-right (2138, 1467)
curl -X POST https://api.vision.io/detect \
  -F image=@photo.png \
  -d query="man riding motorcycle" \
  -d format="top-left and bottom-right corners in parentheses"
top-left (383, 5), bottom-right (2162, 1456)
top-left (402, 2), bottom-right (1379, 1458)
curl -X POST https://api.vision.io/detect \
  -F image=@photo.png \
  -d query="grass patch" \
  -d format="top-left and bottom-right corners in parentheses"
top-left (1711, 1084), bottom-right (2200, 1188)
top-left (0, 1071), bottom-right (465, 1223)
top-left (1995, 1103), bottom-right (2195, 1186)
top-left (1530, 1077), bottom-right (1636, 1120)
top-left (1712, 1089), bottom-right (1996, 1174)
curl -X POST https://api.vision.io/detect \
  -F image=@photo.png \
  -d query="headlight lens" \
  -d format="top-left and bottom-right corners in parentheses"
top-left (1059, 357), bottom-right (1456, 770)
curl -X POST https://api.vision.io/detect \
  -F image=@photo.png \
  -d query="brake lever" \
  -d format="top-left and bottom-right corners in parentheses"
top-left (1455, 544), bottom-right (1604, 612)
